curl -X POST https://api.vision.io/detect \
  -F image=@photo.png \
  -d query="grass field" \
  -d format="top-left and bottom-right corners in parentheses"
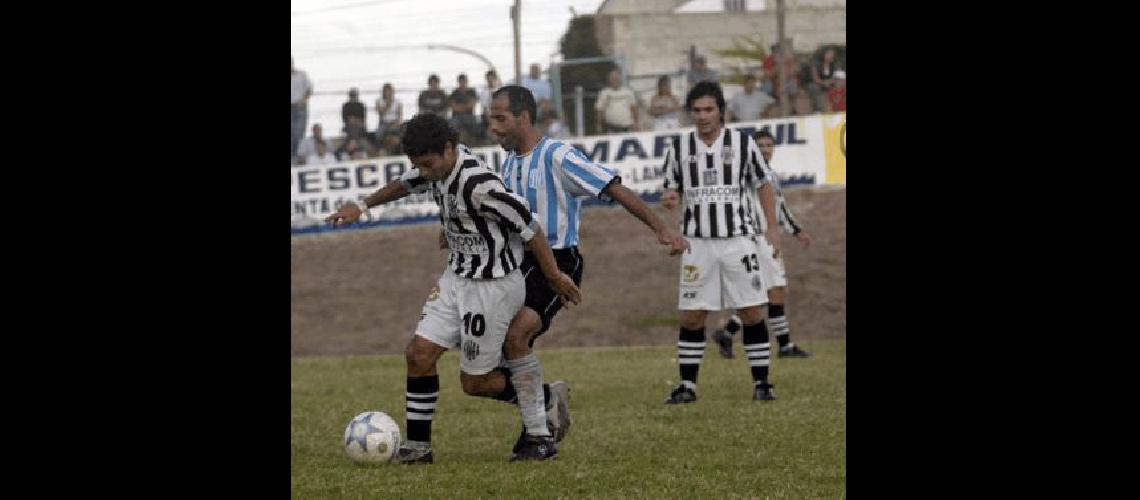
top-left (291, 340), bottom-right (845, 499)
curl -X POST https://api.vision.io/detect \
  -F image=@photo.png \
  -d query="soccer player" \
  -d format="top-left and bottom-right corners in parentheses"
top-left (483, 85), bottom-right (689, 447)
top-left (660, 81), bottom-right (779, 404)
top-left (711, 129), bottom-right (813, 360)
top-left (326, 113), bottom-right (581, 463)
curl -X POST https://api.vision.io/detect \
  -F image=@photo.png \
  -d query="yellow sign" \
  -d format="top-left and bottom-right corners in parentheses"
top-left (824, 113), bottom-right (846, 184)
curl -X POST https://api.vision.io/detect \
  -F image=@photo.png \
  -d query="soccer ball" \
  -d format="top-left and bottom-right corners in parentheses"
top-left (343, 411), bottom-right (401, 463)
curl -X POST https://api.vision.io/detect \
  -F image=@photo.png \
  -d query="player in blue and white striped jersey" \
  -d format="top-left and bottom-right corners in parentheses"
top-left (712, 129), bottom-right (814, 360)
top-left (326, 113), bottom-right (580, 463)
top-left (479, 85), bottom-right (687, 451)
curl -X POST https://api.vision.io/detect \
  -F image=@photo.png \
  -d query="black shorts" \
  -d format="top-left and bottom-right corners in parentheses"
top-left (520, 246), bottom-right (584, 338)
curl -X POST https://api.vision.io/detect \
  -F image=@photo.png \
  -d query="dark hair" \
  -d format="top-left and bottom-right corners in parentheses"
top-left (400, 113), bottom-right (457, 157)
top-left (486, 69), bottom-right (497, 78)
top-left (491, 85), bottom-right (537, 125)
top-left (428, 74), bottom-right (440, 83)
top-left (685, 81), bottom-right (726, 118)
top-left (658, 75), bottom-right (670, 87)
top-left (755, 129), bottom-right (775, 142)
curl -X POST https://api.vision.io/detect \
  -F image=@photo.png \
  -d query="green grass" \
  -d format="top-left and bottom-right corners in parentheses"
top-left (292, 341), bottom-right (845, 499)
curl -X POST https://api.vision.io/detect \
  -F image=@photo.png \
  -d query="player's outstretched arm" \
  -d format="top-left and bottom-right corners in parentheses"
top-left (604, 182), bottom-right (689, 255)
top-left (524, 227), bottom-right (582, 306)
top-left (326, 179), bottom-right (411, 226)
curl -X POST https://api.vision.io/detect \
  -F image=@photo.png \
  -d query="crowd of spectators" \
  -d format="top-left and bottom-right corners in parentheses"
top-left (291, 47), bottom-right (844, 165)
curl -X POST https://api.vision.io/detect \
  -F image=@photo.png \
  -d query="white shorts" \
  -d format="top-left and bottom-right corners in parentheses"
top-left (754, 236), bottom-right (787, 288)
top-left (415, 269), bottom-right (525, 375)
top-left (678, 236), bottom-right (769, 311)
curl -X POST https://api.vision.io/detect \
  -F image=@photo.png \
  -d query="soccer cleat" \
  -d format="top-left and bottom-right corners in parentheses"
top-left (712, 329), bottom-right (734, 359)
top-left (546, 380), bottom-right (572, 442)
top-left (664, 384), bottom-right (697, 404)
top-left (778, 344), bottom-right (811, 358)
top-left (510, 435), bottom-right (558, 461)
top-left (753, 382), bottom-right (777, 401)
top-left (393, 446), bottom-right (434, 464)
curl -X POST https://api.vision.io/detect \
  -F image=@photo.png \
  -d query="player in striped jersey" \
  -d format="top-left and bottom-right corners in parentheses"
top-left (326, 113), bottom-right (581, 463)
top-left (712, 129), bottom-right (814, 359)
top-left (660, 81), bottom-right (780, 404)
top-left (481, 85), bottom-right (688, 449)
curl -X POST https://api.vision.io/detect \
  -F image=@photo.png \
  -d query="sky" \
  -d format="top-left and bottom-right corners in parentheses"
top-left (291, 0), bottom-right (607, 135)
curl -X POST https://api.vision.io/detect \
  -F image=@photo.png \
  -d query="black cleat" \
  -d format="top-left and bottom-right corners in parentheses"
top-left (778, 344), bottom-right (811, 358)
top-left (712, 329), bottom-right (734, 359)
top-left (547, 380), bottom-right (572, 442)
top-left (510, 435), bottom-right (557, 461)
top-left (664, 384), bottom-right (697, 404)
top-left (393, 446), bottom-right (434, 464)
top-left (753, 382), bottom-right (777, 401)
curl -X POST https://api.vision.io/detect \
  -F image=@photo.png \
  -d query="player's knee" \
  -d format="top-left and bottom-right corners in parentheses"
top-left (768, 287), bottom-right (788, 303)
top-left (404, 340), bottom-right (435, 374)
top-left (505, 310), bottom-right (542, 358)
top-left (459, 373), bottom-right (493, 396)
top-left (680, 311), bottom-right (707, 330)
top-left (738, 306), bottom-right (765, 325)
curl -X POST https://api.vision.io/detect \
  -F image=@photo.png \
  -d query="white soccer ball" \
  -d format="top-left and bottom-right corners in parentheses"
top-left (343, 411), bottom-right (401, 463)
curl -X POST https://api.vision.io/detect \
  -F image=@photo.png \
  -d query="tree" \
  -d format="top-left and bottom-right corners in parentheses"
top-left (558, 15), bottom-right (615, 136)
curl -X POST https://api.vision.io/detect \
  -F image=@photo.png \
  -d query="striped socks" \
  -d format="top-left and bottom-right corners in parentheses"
top-left (768, 304), bottom-right (791, 348)
top-left (677, 327), bottom-right (706, 390)
top-left (405, 375), bottom-right (439, 449)
top-left (741, 321), bottom-right (770, 384)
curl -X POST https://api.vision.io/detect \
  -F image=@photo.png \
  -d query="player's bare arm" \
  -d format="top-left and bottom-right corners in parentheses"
top-left (524, 227), bottom-right (582, 306)
top-left (604, 182), bottom-right (688, 254)
top-left (661, 188), bottom-right (681, 211)
top-left (326, 179), bottom-right (411, 226)
top-left (758, 183), bottom-right (781, 256)
top-left (794, 231), bottom-right (812, 248)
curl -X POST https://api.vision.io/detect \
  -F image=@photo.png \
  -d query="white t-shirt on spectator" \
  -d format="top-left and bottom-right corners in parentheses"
top-left (306, 153), bottom-right (339, 166)
top-left (375, 100), bottom-right (402, 124)
top-left (729, 89), bottom-right (776, 122)
top-left (291, 70), bottom-right (313, 106)
top-left (596, 87), bottom-right (637, 128)
top-left (520, 76), bottom-right (552, 102)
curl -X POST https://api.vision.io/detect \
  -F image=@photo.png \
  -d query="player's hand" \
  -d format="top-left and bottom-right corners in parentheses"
top-left (326, 203), bottom-right (365, 226)
top-left (661, 190), bottom-right (680, 210)
top-left (438, 230), bottom-right (449, 250)
top-left (794, 232), bottom-right (811, 248)
top-left (657, 227), bottom-right (689, 255)
top-left (766, 231), bottom-right (782, 259)
top-left (548, 272), bottom-right (581, 306)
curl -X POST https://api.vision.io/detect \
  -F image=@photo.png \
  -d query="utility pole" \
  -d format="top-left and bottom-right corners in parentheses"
top-left (512, 0), bottom-right (522, 84)
top-left (776, 0), bottom-right (790, 116)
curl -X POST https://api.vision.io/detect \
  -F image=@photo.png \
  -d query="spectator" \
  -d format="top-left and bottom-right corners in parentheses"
top-left (648, 75), bottom-right (682, 131)
top-left (541, 111), bottom-right (567, 139)
top-left (306, 140), bottom-right (338, 166)
top-left (595, 68), bottom-right (639, 134)
top-left (291, 56), bottom-right (314, 160)
top-left (520, 63), bottom-right (553, 121)
top-left (418, 74), bottom-right (448, 118)
top-left (342, 88), bottom-right (368, 141)
top-left (296, 123), bottom-right (325, 162)
top-left (687, 55), bottom-right (719, 89)
top-left (378, 130), bottom-right (402, 157)
top-left (726, 74), bottom-right (776, 123)
top-left (335, 136), bottom-right (368, 162)
top-left (762, 44), bottom-right (799, 102)
top-left (449, 73), bottom-right (480, 145)
top-left (792, 86), bottom-right (814, 116)
top-left (826, 71), bottom-right (846, 112)
top-left (478, 69), bottom-right (501, 142)
top-left (810, 47), bottom-right (843, 112)
top-left (374, 83), bottom-right (402, 140)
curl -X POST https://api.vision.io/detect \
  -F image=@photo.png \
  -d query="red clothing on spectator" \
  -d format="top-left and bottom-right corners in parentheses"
top-left (827, 86), bottom-right (846, 111)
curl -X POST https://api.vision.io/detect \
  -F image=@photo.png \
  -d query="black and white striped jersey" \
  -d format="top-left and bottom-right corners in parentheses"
top-left (662, 127), bottom-right (771, 239)
top-left (400, 144), bottom-right (540, 279)
top-left (752, 159), bottom-right (803, 235)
